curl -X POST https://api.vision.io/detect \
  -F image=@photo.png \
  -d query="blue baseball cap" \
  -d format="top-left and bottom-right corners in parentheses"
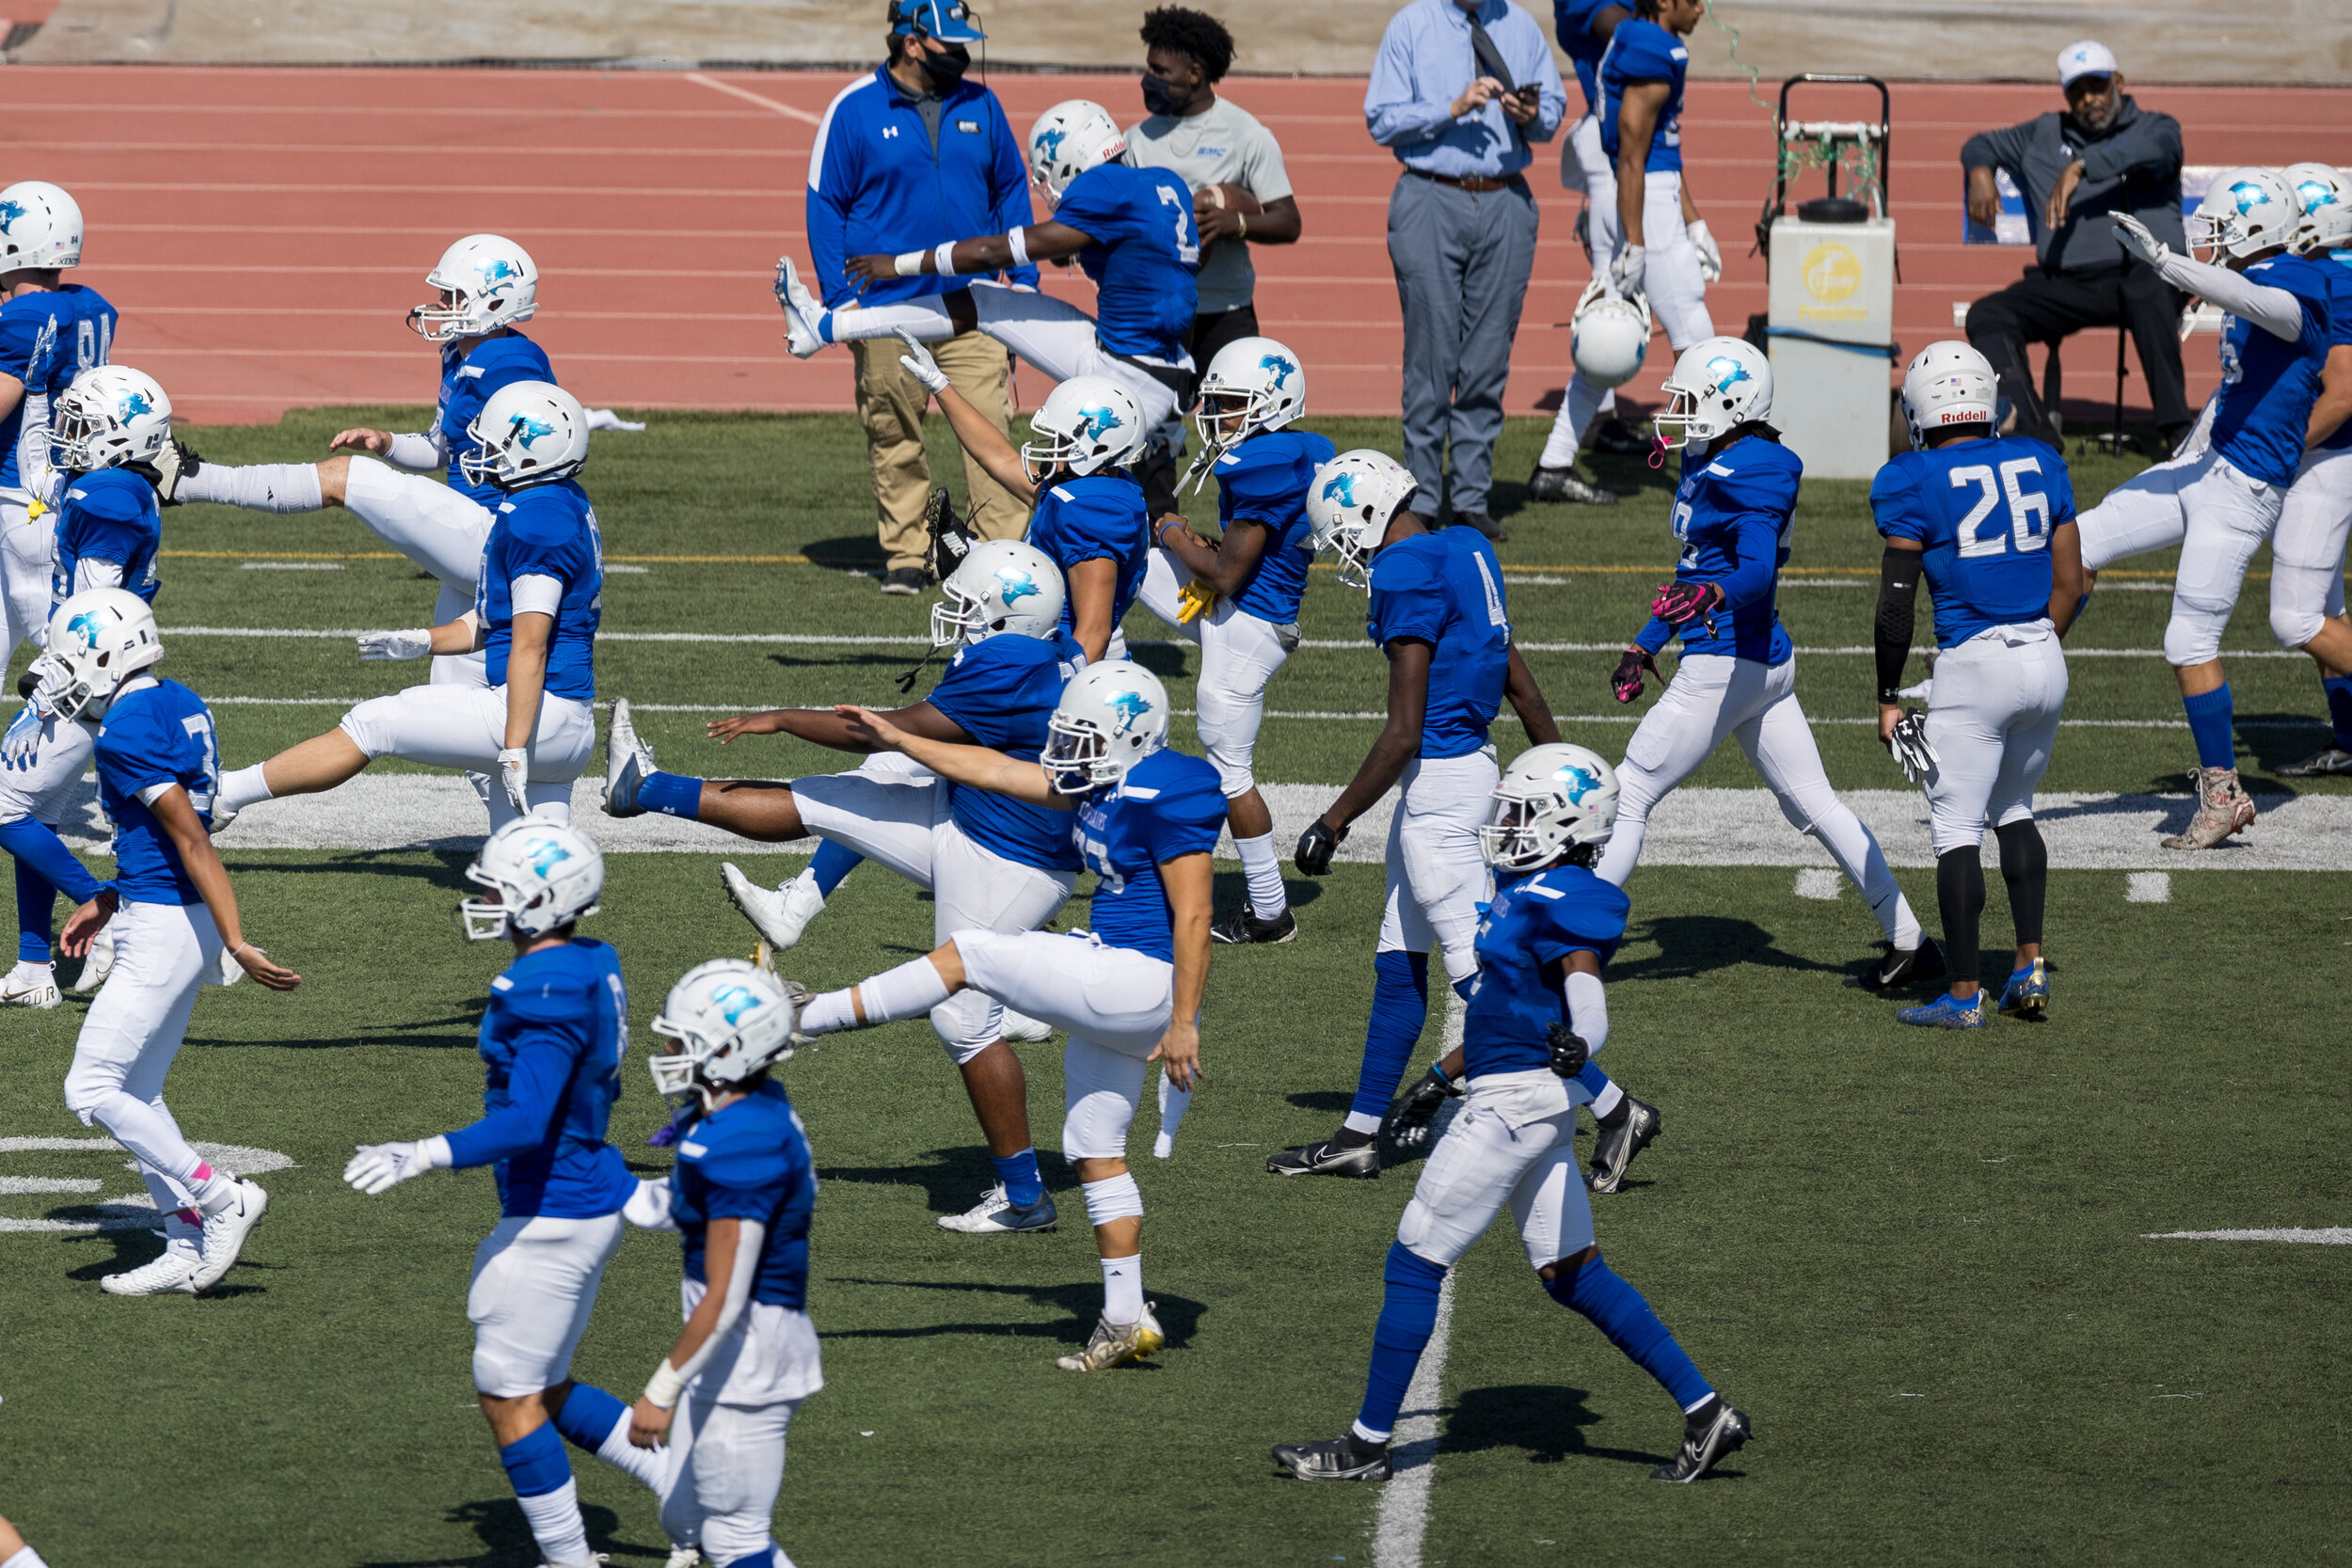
top-left (891, 0), bottom-right (985, 42)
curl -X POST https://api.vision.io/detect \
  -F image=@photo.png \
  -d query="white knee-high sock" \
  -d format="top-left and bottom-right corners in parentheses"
top-left (1232, 832), bottom-right (1287, 917)
top-left (1810, 806), bottom-right (1925, 948)
top-left (90, 1094), bottom-right (239, 1212)
top-left (594, 1408), bottom-right (667, 1490)
top-left (1594, 815), bottom-right (1647, 888)
top-left (216, 764), bottom-right (274, 815)
top-left (800, 954), bottom-right (954, 1035)
top-left (1099, 1253), bottom-right (1145, 1325)
top-left (176, 462), bottom-right (324, 513)
top-left (1539, 374), bottom-right (1612, 469)
top-left (823, 300), bottom-right (955, 344)
top-left (515, 1479), bottom-right (592, 1566)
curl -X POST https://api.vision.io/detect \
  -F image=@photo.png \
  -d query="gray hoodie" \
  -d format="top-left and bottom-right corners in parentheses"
top-left (1962, 96), bottom-right (2185, 274)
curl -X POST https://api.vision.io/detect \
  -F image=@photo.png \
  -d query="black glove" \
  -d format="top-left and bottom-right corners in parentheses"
top-left (1610, 645), bottom-right (1660, 704)
top-left (1385, 1066), bottom-right (1464, 1151)
top-left (1546, 1023), bottom-right (1590, 1079)
top-left (1295, 819), bottom-right (1345, 876)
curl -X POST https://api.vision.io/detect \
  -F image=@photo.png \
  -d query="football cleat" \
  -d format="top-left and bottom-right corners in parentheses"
top-left (2161, 766), bottom-right (2257, 850)
top-left (663, 1548), bottom-right (701, 1568)
top-left (1651, 1399), bottom-right (1751, 1482)
top-left (2278, 744), bottom-right (2352, 777)
top-left (1527, 464), bottom-right (1617, 505)
top-left (1590, 1095), bottom-right (1661, 1195)
top-left (71, 919), bottom-right (116, 991)
top-left (100, 1246), bottom-right (201, 1296)
top-left (1996, 958), bottom-right (2049, 1021)
top-left (1848, 936), bottom-right (1947, 992)
top-left (775, 256), bottom-right (826, 359)
top-left (1056, 1301), bottom-right (1165, 1371)
top-left (1211, 904), bottom-right (1297, 945)
top-left (1895, 990), bottom-right (1989, 1029)
top-left (1271, 1432), bottom-right (1392, 1481)
top-left (601, 698), bottom-right (656, 818)
top-left (188, 1180), bottom-right (268, 1292)
top-left (1265, 1137), bottom-right (1380, 1180)
top-left (722, 863), bottom-right (824, 952)
top-left (938, 1183), bottom-right (1059, 1234)
top-left (1593, 417), bottom-right (1649, 456)
top-left (1, 960), bottom-right (59, 1009)
top-left (997, 1008), bottom-right (1054, 1042)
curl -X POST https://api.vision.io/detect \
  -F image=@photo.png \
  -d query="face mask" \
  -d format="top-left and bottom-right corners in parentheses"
top-left (1140, 71), bottom-right (1183, 118)
top-left (920, 43), bottom-right (971, 88)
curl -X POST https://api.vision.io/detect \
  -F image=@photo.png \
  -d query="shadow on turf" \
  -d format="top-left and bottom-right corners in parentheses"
top-left (818, 1144), bottom-right (1012, 1213)
top-left (358, 1497), bottom-right (648, 1568)
top-left (1443, 1383), bottom-right (1689, 1473)
top-left (1612, 914), bottom-right (1845, 982)
top-left (60, 1227), bottom-right (272, 1296)
top-left (823, 1275), bottom-right (1205, 1351)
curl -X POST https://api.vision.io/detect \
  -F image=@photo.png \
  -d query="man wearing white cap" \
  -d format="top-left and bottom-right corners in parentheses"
top-left (1961, 41), bottom-right (2192, 451)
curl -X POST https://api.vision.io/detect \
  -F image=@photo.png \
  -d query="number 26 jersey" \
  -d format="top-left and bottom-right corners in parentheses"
top-left (1871, 436), bottom-right (2078, 648)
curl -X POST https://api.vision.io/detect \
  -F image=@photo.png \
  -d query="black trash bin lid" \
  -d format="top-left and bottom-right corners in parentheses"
top-left (1796, 197), bottom-right (1869, 224)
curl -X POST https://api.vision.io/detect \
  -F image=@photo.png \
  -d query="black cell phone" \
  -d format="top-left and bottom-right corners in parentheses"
top-left (1514, 83), bottom-right (1539, 103)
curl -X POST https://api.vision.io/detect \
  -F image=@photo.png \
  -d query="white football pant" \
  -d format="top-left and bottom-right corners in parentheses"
top-left (2075, 447), bottom-right (2284, 667)
top-left (1135, 548), bottom-right (1295, 797)
top-left (659, 1278), bottom-right (821, 1566)
top-left (2268, 444), bottom-right (2352, 650)
top-left (1, 495), bottom-right (52, 660)
top-left (1381, 750), bottom-right (1498, 988)
top-left (467, 1211), bottom-right (627, 1397)
top-left (342, 457), bottom-right (493, 687)
top-left (1920, 624), bottom-right (2068, 857)
top-left (337, 684), bottom-right (595, 829)
top-left (0, 713), bottom-right (94, 827)
top-left (1396, 1069), bottom-right (1596, 1271)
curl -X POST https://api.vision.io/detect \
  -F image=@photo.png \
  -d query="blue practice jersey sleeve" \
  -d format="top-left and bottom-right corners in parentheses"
top-left (443, 1027), bottom-right (577, 1168)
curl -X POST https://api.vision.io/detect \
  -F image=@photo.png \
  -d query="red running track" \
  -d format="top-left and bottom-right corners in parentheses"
top-left (2, 65), bottom-right (2346, 424)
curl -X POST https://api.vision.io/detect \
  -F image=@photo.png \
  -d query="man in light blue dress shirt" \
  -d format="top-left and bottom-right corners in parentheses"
top-left (1367, 0), bottom-right (1565, 543)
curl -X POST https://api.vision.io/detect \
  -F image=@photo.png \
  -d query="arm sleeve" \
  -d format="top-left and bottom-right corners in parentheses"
top-left (2153, 251), bottom-right (2305, 341)
top-left (2079, 111), bottom-right (2181, 184)
top-left (1875, 546), bottom-right (1920, 703)
top-left (988, 103), bottom-right (1042, 290)
top-left (1563, 968), bottom-right (1609, 1055)
top-left (442, 1029), bottom-right (577, 1168)
top-left (1713, 511), bottom-right (1784, 611)
top-left (71, 556), bottom-right (126, 594)
top-left (807, 110), bottom-right (859, 306)
top-left (386, 431), bottom-right (446, 469)
top-left (1365, 22), bottom-right (1456, 148)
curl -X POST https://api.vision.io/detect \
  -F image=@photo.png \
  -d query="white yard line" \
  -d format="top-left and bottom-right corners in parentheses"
top-left (2146, 1228), bottom-right (2352, 1243)
top-left (1373, 1270), bottom-right (1456, 1568)
top-left (2126, 872), bottom-right (2172, 903)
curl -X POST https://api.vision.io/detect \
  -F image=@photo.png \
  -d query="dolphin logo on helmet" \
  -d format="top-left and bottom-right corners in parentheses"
top-left (1036, 126), bottom-right (1068, 162)
top-left (1706, 356), bottom-right (1753, 393)
top-left (1077, 404), bottom-right (1120, 441)
top-left (710, 983), bottom-right (762, 1026)
top-left (0, 200), bottom-right (24, 233)
top-left (482, 258), bottom-right (520, 284)
top-left (510, 414), bottom-right (557, 446)
top-left (523, 836), bottom-right (570, 878)
top-left (1556, 763), bottom-right (1602, 802)
top-left (66, 610), bottom-right (104, 648)
top-left (1105, 690), bottom-right (1152, 734)
top-left (993, 566), bottom-right (1040, 605)
top-left (119, 389), bottom-right (153, 420)
top-left (2230, 181), bottom-right (2272, 217)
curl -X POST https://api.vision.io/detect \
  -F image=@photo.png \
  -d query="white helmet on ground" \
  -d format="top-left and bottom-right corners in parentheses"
top-left (44, 588), bottom-right (164, 721)
top-left (649, 958), bottom-right (800, 1098)
top-left (1028, 101), bottom-right (1127, 205)
top-left (1477, 743), bottom-right (1620, 871)
top-left (2282, 163), bottom-right (2352, 257)
top-left (1192, 335), bottom-right (1306, 457)
top-left (1652, 337), bottom-right (1773, 451)
top-left (1042, 659), bottom-right (1169, 794)
top-left (1899, 341), bottom-right (1999, 450)
top-left (51, 366), bottom-right (171, 472)
top-left (2187, 167), bottom-right (2297, 262)
top-left (1569, 278), bottom-right (1652, 390)
top-left (1022, 376), bottom-right (1144, 480)
top-left (409, 233), bottom-right (540, 343)
top-left (1307, 449), bottom-right (1419, 590)
top-left (931, 538), bottom-right (1067, 648)
top-left (459, 817), bottom-right (604, 941)
top-left (461, 380), bottom-right (589, 489)
top-left (0, 182), bottom-right (84, 271)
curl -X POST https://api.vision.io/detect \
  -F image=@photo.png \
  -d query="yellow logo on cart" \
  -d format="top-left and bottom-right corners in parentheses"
top-left (1802, 243), bottom-right (1862, 303)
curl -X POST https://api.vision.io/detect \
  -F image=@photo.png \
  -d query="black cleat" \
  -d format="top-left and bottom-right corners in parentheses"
top-left (1527, 464), bottom-right (1617, 505)
top-left (1212, 904), bottom-right (1297, 945)
top-left (1593, 416), bottom-right (1648, 456)
top-left (1272, 1433), bottom-right (1391, 1481)
top-left (1590, 1095), bottom-right (1660, 1194)
top-left (1452, 509), bottom-right (1507, 542)
top-left (2278, 745), bottom-right (2352, 777)
top-left (1847, 936), bottom-right (1947, 992)
top-left (1651, 1399), bottom-right (1751, 1482)
top-left (1266, 1137), bottom-right (1380, 1180)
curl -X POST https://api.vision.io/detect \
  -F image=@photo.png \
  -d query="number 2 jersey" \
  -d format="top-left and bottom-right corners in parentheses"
top-left (926, 628), bottom-right (1089, 872)
top-left (52, 466), bottom-right (161, 607)
top-left (1871, 436), bottom-right (2077, 648)
top-left (1073, 746), bottom-right (1228, 961)
top-left (1635, 433), bottom-right (1801, 666)
top-left (476, 478), bottom-right (602, 701)
top-left (1044, 161), bottom-right (1200, 362)
top-left (1464, 863), bottom-right (1629, 1079)
top-left (1214, 426), bottom-right (1336, 626)
top-left (91, 675), bottom-right (220, 905)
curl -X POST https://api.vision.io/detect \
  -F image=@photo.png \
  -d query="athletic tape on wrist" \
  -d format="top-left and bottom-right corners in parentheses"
top-left (643, 1359), bottom-right (685, 1410)
top-left (894, 250), bottom-right (925, 277)
top-left (1007, 225), bottom-right (1030, 269)
top-left (933, 241), bottom-right (959, 278)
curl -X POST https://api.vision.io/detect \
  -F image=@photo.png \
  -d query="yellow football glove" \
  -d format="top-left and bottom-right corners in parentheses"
top-left (1176, 578), bottom-right (1219, 624)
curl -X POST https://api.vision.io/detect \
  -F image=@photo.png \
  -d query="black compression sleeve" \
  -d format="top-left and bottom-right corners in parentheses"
top-left (1875, 546), bottom-right (1920, 703)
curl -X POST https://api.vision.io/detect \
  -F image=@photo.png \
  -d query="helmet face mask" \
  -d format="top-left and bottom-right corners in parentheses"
top-left (409, 234), bottom-right (539, 344)
top-left (457, 819), bottom-right (605, 942)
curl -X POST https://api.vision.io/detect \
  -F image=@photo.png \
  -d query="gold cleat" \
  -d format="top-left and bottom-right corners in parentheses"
top-left (1056, 1302), bottom-right (1165, 1371)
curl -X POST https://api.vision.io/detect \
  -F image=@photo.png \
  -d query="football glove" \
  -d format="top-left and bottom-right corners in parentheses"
top-left (1175, 577), bottom-right (1219, 624)
top-left (1650, 579), bottom-right (1724, 634)
top-left (1295, 818), bottom-right (1346, 876)
top-left (923, 484), bottom-right (975, 580)
top-left (497, 748), bottom-right (532, 816)
top-left (343, 1137), bottom-right (450, 1196)
top-left (1609, 243), bottom-right (1647, 296)
top-left (1889, 707), bottom-right (1939, 784)
top-left (623, 1177), bottom-right (678, 1231)
top-left (2, 658), bottom-right (65, 768)
top-left (1386, 1066), bottom-right (1464, 1151)
top-left (1689, 219), bottom-right (1723, 284)
top-left (1610, 645), bottom-right (1660, 705)
top-left (1573, 206), bottom-right (1593, 263)
top-left (357, 627), bottom-right (432, 662)
top-left (2108, 210), bottom-right (2172, 269)
top-left (1547, 1023), bottom-right (1590, 1079)
top-left (894, 327), bottom-right (951, 395)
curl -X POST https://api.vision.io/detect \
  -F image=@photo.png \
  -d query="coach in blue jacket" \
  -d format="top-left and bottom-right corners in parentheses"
top-left (809, 0), bottom-right (1039, 594)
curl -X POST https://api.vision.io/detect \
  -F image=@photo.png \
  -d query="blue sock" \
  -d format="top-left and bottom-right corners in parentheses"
top-left (3, 816), bottom-right (103, 965)
top-left (1347, 950), bottom-right (1430, 1126)
top-left (722, 1548), bottom-right (782, 1568)
top-left (551, 1383), bottom-right (628, 1452)
top-left (497, 1420), bottom-right (573, 1498)
top-left (1358, 1242), bottom-right (1448, 1437)
top-left (811, 837), bottom-right (863, 896)
top-left (15, 862), bottom-right (56, 963)
top-left (2181, 683), bottom-right (2235, 769)
top-left (637, 769), bottom-right (705, 820)
top-left (992, 1147), bottom-right (1044, 1209)
top-left (1576, 1061), bottom-right (1613, 1101)
top-left (2325, 675), bottom-right (2352, 752)
top-left (1546, 1253), bottom-right (1712, 1410)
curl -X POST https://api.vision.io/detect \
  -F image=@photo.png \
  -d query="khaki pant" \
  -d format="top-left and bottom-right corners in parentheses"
top-left (852, 329), bottom-right (1030, 573)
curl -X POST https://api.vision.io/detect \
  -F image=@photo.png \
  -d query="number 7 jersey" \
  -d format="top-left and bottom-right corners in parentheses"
top-left (1870, 436), bottom-right (2077, 649)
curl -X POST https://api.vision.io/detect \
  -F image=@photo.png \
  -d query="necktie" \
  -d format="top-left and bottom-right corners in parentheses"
top-left (1464, 8), bottom-right (1524, 148)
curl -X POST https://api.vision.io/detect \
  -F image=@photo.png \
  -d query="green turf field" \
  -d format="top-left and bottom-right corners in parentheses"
top-left (3, 412), bottom-right (2345, 1567)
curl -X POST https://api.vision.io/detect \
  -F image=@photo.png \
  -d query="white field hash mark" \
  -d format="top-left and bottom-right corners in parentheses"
top-left (2127, 872), bottom-right (2171, 903)
top-left (1794, 869), bottom-right (1842, 900)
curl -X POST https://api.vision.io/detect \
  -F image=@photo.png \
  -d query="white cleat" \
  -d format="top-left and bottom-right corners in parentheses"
top-left (70, 921), bottom-right (116, 991)
top-left (723, 863), bottom-right (825, 953)
top-left (663, 1549), bottom-right (702, 1568)
top-left (775, 256), bottom-right (828, 359)
top-left (189, 1179), bottom-right (268, 1292)
top-left (938, 1182), bottom-right (1058, 1234)
top-left (602, 698), bottom-right (658, 818)
top-left (1057, 1301), bottom-right (1166, 1371)
top-left (998, 1008), bottom-right (1053, 1042)
top-left (1, 960), bottom-right (59, 1009)
top-left (101, 1245), bottom-right (201, 1296)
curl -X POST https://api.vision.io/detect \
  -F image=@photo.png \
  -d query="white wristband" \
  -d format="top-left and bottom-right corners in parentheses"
top-left (933, 240), bottom-right (959, 277)
top-left (1007, 224), bottom-right (1031, 268)
top-left (894, 249), bottom-right (926, 277)
top-left (643, 1358), bottom-right (686, 1410)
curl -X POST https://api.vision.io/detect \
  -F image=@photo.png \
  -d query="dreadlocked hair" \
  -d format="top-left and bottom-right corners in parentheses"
top-left (1140, 7), bottom-right (1236, 84)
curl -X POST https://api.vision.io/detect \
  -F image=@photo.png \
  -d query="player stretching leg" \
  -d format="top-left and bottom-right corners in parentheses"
top-left (1272, 745), bottom-right (1750, 1483)
top-left (610, 542), bottom-right (1084, 1235)
top-left (2075, 172), bottom-right (2339, 847)
top-left (626, 961), bottom-right (821, 1568)
top-left (42, 590), bottom-right (297, 1294)
top-left (1601, 338), bottom-right (1937, 990)
top-left (791, 664), bottom-right (1222, 1370)
top-left (1872, 344), bottom-right (2084, 1028)
top-left (211, 384), bottom-right (601, 833)
top-left (1137, 336), bottom-right (1333, 943)
top-left (342, 820), bottom-right (684, 1568)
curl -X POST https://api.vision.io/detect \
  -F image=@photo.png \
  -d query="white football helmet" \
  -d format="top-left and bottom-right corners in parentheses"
top-left (51, 366), bottom-right (171, 472)
top-left (459, 817), bottom-right (604, 941)
top-left (1192, 335), bottom-right (1306, 466)
top-left (1478, 743), bottom-right (1620, 871)
top-left (2283, 163), bottom-right (2352, 257)
top-left (649, 958), bottom-right (800, 1098)
top-left (1568, 278), bottom-right (1652, 390)
top-left (1029, 101), bottom-right (1127, 206)
top-left (43, 588), bottom-right (164, 721)
top-left (461, 380), bottom-right (589, 489)
top-left (1652, 337), bottom-right (1773, 451)
top-left (0, 182), bottom-right (84, 272)
top-left (1307, 449), bottom-right (1419, 590)
top-left (409, 234), bottom-right (540, 343)
top-left (1022, 376), bottom-right (1144, 480)
top-left (1042, 660), bottom-right (1169, 794)
top-left (2188, 167), bottom-right (2296, 262)
top-left (931, 538), bottom-right (1067, 648)
top-left (1899, 341), bottom-right (1999, 449)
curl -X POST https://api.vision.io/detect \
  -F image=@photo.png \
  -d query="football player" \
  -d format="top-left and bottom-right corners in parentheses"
top-left (1601, 339), bottom-right (1939, 990)
top-left (342, 819), bottom-right (678, 1568)
top-left (1271, 745), bottom-right (1750, 1484)
top-left (1135, 335), bottom-right (1331, 942)
top-left (40, 589), bottom-right (296, 1296)
top-left (626, 960), bottom-right (821, 1568)
top-left (1872, 342), bottom-right (2085, 1028)
top-left (605, 539), bottom-right (1086, 1237)
top-left (791, 662), bottom-right (1224, 1372)
top-left (210, 383), bottom-right (601, 832)
top-left (2078, 170), bottom-right (2340, 846)
top-left (0, 1509), bottom-right (50, 1568)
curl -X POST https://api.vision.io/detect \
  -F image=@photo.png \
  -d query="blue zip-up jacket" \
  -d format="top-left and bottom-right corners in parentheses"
top-left (806, 66), bottom-right (1039, 308)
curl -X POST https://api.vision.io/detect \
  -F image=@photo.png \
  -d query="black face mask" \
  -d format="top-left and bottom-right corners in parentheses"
top-left (1140, 71), bottom-right (1184, 118)
top-left (919, 43), bottom-right (971, 89)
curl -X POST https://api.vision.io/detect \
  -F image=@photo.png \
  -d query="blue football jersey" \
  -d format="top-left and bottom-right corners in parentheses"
top-left (1464, 865), bottom-right (1629, 1078)
top-left (1872, 436), bottom-right (2075, 648)
top-left (1046, 162), bottom-right (1200, 361)
top-left (1216, 427), bottom-right (1335, 625)
top-left (1367, 528), bottom-right (1511, 760)
top-left (1597, 17), bottom-right (1687, 174)
top-left (1025, 473), bottom-right (1149, 639)
top-left (1553, 0), bottom-right (1616, 110)
top-left (1633, 434), bottom-right (1799, 665)
top-left (476, 479), bottom-right (602, 703)
top-left (672, 1079), bottom-right (818, 1310)
top-left (2209, 253), bottom-right (2334, 486)
top-left (439, 332), bottom-right (555, 509)
top-left (52, 467), bottom-right (162, 607)
top-left (90, 677), bottom-right (219, 905)
top-left (2316, 257), bottom-right (2352, 453)
top-left (928, 628), bottom-right (1088, 872)
top-left (444, 937), bottom-right (637, 1220)
top-left (0, 283), bottom-right (112, 490)
top-left (1073, 747), bottom-right (1227, 961)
